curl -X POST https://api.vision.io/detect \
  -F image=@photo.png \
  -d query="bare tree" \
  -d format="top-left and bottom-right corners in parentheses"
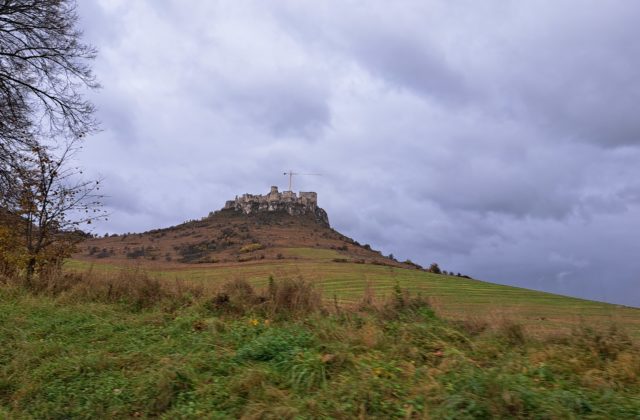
top-left (11, 138), bottom-right (106, 281)
top-left (0, 0), bottom-right (98, 198)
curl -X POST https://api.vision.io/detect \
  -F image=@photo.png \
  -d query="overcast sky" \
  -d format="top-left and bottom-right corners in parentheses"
top-left (76, 1), bottom-right (640, 307)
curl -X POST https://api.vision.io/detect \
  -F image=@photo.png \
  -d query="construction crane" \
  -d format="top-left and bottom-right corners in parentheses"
top-left (283, 170), bottom-right (322, 191)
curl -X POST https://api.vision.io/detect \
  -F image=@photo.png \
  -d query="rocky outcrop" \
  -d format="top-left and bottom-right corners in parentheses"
top-left (222, 186), bottom-right (329, 227)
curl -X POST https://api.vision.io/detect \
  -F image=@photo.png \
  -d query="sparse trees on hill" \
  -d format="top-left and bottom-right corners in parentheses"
top-left (429, 263), bottom-right (441, 274)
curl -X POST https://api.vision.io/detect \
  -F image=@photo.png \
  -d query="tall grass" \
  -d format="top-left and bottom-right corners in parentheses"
top-left (3, 268), bottom-right (203, 311)
top-left (0, 269), bottom-right (638, 418)
top-left (5, 267), bottom-right (325, 318)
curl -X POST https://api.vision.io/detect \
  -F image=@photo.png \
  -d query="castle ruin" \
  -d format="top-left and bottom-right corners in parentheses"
top-left (222, 186), bottom-right (329, 226)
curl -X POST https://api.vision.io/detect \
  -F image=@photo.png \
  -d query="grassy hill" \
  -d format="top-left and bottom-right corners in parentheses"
top-left (66, 256), bottom-right (640, 338)
top-left (71, 208), bottom-right (640, 336)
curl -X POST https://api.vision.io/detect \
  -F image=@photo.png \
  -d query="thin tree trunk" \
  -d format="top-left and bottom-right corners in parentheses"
top-left (25, 256), bottom-right (36, 288)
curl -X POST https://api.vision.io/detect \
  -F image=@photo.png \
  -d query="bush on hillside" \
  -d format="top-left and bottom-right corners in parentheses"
top-left (239, 243), bottom-right (264, 253)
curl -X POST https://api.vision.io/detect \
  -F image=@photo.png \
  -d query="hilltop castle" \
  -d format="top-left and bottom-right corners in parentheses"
top-left (222, 186), bottom-right (329, 226)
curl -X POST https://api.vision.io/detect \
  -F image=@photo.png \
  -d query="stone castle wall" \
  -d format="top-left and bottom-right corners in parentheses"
top-left (222, 186), bottom-right (328, 226)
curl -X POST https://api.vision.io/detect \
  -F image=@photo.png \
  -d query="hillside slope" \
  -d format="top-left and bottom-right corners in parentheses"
top-left (75, 208), bottom-right (419, 269)
top-left (71, 203), bottom-right (640, 337)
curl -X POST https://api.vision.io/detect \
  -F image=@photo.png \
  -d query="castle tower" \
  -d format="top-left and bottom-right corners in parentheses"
top-left (268, 186), bottom-right (280, 201)
top-left (299, 191), bottom-right (318, 206)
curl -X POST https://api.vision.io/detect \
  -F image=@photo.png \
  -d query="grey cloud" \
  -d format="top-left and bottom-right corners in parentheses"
top-left (267, 2), bottom-right (472, 104)
top-left (347, 31), bottom-right (471, 104)
top-left (209, 79), bottom-right (331, 138)
top-left (102, 184), bottom-right (142, 216)
top-left (476, 2), bottom-right (640, 147)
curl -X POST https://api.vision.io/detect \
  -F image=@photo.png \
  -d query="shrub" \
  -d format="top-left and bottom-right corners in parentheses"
top-left (404, 259), bottom-right (423, 270)
top-left (264, 277), bottom-right (323, 318)
top-left (204, 278), bottom-right (258, 315)
top-left (453, 317), bottom-right (490, 336)
top-left (202, 277), bottom-right (323, 319)
top-left (361, 282), bottom-right (435, 321)
top-left (369, 260), bottom-right (393, 267)
top-left (126, 247), bottom-right (145, 259)
top-left (95, 249), bottom-right (111, 258)
top-left (498, 320), bottom-right (527, 346)
top-left (239, 243), bottom-right (264, 253)
top-left (175, 240), bottom-right (218, 262)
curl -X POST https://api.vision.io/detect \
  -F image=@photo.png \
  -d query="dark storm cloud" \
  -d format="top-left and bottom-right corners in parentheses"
top-left (75, 1), bottom-right (640, 307)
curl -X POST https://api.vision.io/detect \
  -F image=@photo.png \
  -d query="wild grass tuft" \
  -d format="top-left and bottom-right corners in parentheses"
top-left (498, 319), bottom-right (528, 346)
top-left (264, 276), bottom-right (323, 318)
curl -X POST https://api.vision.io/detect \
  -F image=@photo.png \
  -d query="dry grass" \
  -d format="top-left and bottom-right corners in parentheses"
top-left (5, 265), bottom-right (326, 319)
top-left (497, 319), bottom-right (528, 346)
top-left (357, 279), bottom-right (376, 310)
top-left (202, 276), bottom-right (324, 319)
top-left (347, 281), bottom-right (437, 323)
top-left (31, 269), bottom-right (204, 310)
top-left (13, 263), bottom-right (640, 344)
top-left (453, 316), bottom-right (490, 336)
top-left (66, 257), bottom-right (640, 338)
top-left (265, 276), bottom-right (324, 317)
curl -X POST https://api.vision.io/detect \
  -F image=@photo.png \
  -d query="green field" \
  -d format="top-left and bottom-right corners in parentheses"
top-left (2, 277), bottom-right (640, 418)
top-left (66, 252), bottom-right (640, 337)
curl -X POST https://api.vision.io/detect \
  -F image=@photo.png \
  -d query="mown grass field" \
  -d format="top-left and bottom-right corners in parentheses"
top-left (65, 250), bottom-right (640, 337)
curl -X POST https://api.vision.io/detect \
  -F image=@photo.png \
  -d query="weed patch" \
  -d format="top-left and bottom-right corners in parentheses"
top-left (235, 327), bottom-right (313, 362)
